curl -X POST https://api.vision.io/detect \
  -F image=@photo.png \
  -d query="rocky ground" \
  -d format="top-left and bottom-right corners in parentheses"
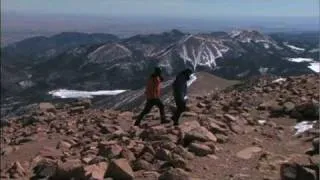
top-left (0, 74), bottom-right (319, 180)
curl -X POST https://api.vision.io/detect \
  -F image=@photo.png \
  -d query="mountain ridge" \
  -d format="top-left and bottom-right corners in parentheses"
top-left (1, 29), bottom-right (318, 118)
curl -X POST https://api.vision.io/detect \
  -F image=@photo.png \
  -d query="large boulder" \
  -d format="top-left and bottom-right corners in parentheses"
top-left (184, 126), bottom-right (217, 145)
top-left (105, 158), bottom-right (134, 180)
top-left (32, 160), bottom-right (58, 179)
top-left (294, 102), bottom-right (319, 120)
top-left (280, 163), bottom-right (318, 180)
top-left (159, 168), bottom-right (192, 180)
top-left (188, 142), bottom-right (213, 156)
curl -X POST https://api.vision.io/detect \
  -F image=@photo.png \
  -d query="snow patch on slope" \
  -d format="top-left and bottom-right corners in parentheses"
top-left (287, 58), bottom-right (313, 63)
top-left (284, 43), bottom-right (305, 51)
top-left (286, 57), bottom-right (319, 73)
top-left (49, 89), bottom-right (127, 99)
top-left (87, 43), bottom-right (132, 63)
top-left (309, 48), bottom-right (320, 53)
top-left (259, 67), bottom-right (269, 74)
top-left (230, 30), bottom-right (242, 38)
top-left (308, 62), bottom-right (320, 73)
top-left (263, 43), bottom-right (270, 49)
top-left (178, 36), bottom-right (224, 70)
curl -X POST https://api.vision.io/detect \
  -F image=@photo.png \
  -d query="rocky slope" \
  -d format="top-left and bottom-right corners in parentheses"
top-left (1, 74), bottom-right (319, 180)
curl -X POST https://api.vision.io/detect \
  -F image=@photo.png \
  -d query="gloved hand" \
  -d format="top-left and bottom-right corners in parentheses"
top-left (184, 96), bottom-right (188, 100)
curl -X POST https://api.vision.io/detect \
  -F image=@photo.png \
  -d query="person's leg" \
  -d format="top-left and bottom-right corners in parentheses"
top-left (134, 100), bottom-right (154, 126)
top-left (173, 99), bottom-right (186, 125)
top-left (154, 99), bottom-right (169, 123)
top-left (172, 92), bottom-right (186, 125)
top-left (172, 94), bottom-right (180, 122)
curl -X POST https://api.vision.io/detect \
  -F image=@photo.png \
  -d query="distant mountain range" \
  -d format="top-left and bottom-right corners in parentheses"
top-left (1, 29), bottom-right (319, 117)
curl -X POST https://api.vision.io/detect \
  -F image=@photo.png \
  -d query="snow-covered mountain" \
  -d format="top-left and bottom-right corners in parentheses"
top-left (1, 29), bottom-right (318, 116)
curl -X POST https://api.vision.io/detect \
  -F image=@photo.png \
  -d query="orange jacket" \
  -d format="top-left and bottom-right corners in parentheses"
top-left (145, 75), bottom-right (161, 99)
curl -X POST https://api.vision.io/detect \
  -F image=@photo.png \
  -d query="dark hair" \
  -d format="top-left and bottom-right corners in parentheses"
top-left (154, 67), bottom-right (162, 75)
top-left (182, 68), bottom-right (193, 76)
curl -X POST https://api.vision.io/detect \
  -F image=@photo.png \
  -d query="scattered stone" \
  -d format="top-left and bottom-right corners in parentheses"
top-left (105, 159), bottom-right (134, 180)
top-left (161, 141), bottom-right (178, 151)
top-left (15, 137), bottom-right (34, 145)
top-left (215, 133), bottom-right (229, 143)
top-left (224, 114), bottom-right (237, 122)
top-left (155, 149), bottom-right (171, 161)
top-left (57, 140), bottom-right (72, 150)
top-left (184, 126), bottom-right (217, 144)
top-left (1, 146), bottom-right (13, 156)
top-left (69, 106), bottom-right (85, 114)
top-left (159, 168), bottom-right (192, 180)
top-left (140, 152), bottom-right (154, 162)
top-left (283, 102), bottom-right (296, 113)
top-left (179, 120), bottom-right (201, 134)
top-left (258, 101), bottom-right (277, 111)
top-left (182, 112), bottom-right (198, 117)
top-left (75, 99), bottom-right (92, 109)
top-left (208, 122), bottom-right (228, 134)
top-left (98, 144), bottom-right (123, 159)
top-left (39, 102), bottom-right (56, 113)
top-left (81, 156), bottom-right (95, 164)
top-left (55, 159), bottom-right (83, 179)
top-left (207, 154), bottom-right (219, 160)
top-left (136, 171), bottom-right (160, 180)
top-left (188, 142), bottom-right (213, 156)
top-left (7, 161), bottom-right (26, 177)
top-left (120, 148), bottom-right (136, 162)
top-left (236, 146), bottom-right (262, 160)
top-left (229, 123), bottom-right (243, 134)
top-left (173, 146), bottom-right (195, 160)
top-left (40, 147), bottom-right (64, 159)
top-left (84, 162), bottom-right (108, 180)
top-left (132, 159), bottom-right (154, 171)
top-left (170, 155), bottom-right (188, 170)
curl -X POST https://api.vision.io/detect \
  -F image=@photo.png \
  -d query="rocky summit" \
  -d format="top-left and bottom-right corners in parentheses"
top-left (1, 73), bottom-right (319, 180)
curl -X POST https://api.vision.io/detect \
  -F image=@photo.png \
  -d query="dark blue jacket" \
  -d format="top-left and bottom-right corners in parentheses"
top-left (172, 72), bottom-right (190, 101)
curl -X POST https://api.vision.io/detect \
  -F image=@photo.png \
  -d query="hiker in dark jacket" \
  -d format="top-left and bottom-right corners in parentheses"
top-left (172, 68), bottom-right (193, 125)
top-left (134, 67), bottom-right (169, 126)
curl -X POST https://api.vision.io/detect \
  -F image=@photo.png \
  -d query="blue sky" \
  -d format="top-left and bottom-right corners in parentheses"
top-left (2, 0), bottom-right (318, 18)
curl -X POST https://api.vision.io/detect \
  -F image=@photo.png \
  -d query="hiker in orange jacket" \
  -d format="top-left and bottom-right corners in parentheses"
top-left (134, 67), bottom-right (169, 126)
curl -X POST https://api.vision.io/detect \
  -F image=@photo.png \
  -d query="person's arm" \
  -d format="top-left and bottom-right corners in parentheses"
top-left (187, 74), bottom-right (197, 87)
top-left (159, 75), bottom-right (164, 82)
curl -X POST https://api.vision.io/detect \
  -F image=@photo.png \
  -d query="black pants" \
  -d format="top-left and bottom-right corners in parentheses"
top-left (172, 92), bottom-right (186, 125)
top-left (135, 98), bottom-right (165, 125)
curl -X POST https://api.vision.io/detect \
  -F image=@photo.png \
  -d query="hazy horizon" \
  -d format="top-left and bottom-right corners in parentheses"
top-left (2, 0), bottom-right (318, 18)
top-left (1, 0), bottom-right (319, 46)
